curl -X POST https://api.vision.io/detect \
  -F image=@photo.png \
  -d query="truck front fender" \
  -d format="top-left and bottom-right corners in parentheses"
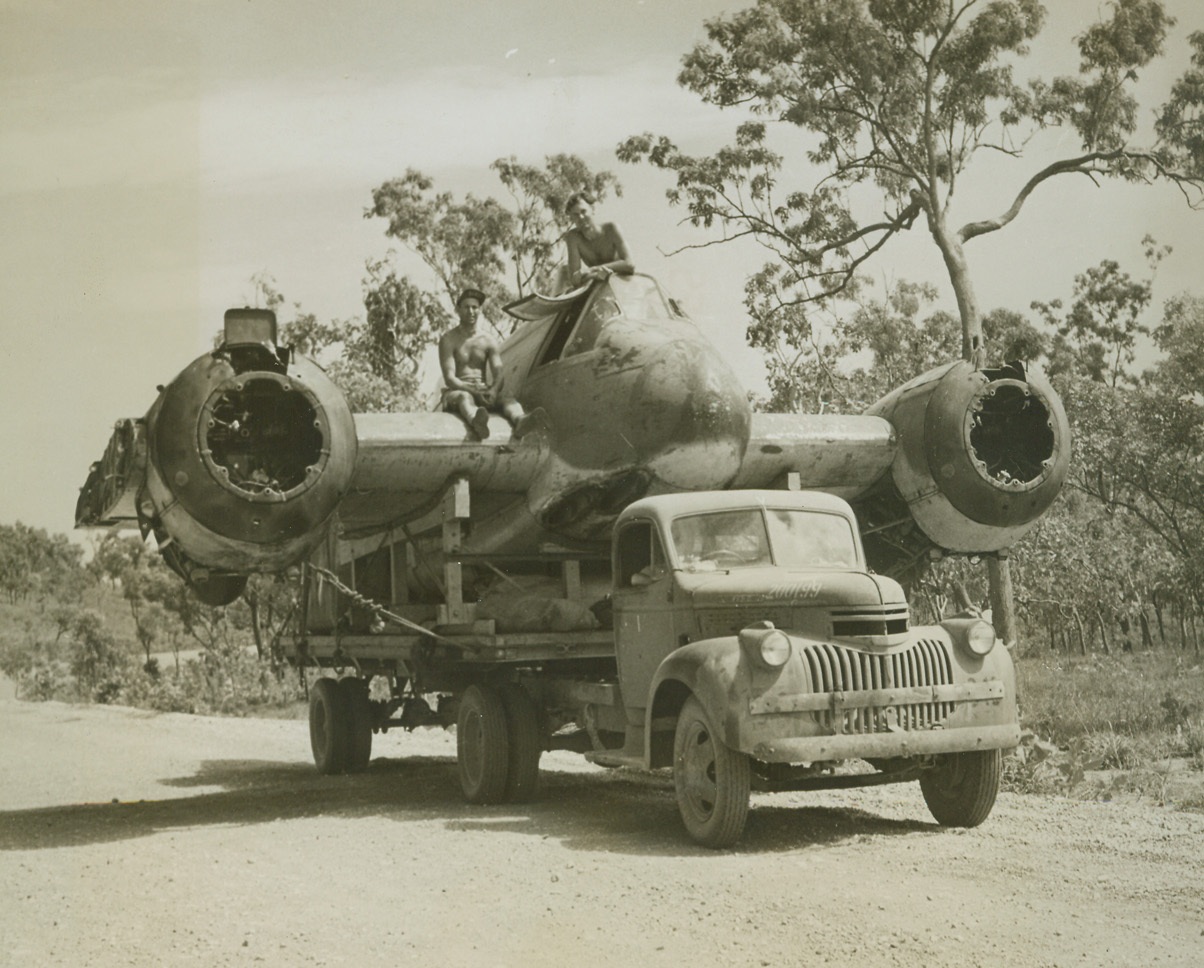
top-left (644, 638), bottom-right (745, 767)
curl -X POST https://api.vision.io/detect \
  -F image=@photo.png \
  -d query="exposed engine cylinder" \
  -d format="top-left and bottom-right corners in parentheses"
top-left (864, 360), bottom-right (1069, 555)
top-left (138, 311), bottom-right (356, 596)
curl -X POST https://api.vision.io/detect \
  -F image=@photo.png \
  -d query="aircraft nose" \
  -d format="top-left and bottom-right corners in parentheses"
top-left (628, 339), bottom-right (750, 488)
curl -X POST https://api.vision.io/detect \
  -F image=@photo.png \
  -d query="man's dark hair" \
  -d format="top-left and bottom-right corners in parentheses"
top-left (456, 287), bottom-right (487, 308)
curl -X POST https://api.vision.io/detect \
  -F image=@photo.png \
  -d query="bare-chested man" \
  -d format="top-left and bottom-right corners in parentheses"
top-left (439, 288), bottom-right (534, 440)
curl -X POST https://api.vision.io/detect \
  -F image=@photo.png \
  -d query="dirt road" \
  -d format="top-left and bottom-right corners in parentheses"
top-left (1, 698), bottom-right (1201, 968)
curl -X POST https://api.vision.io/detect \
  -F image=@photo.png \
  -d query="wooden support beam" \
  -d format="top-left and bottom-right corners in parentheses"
top-left (437, 477), bottom-right (476, 626)
top-left (562, 559), bottom-right (582, 600)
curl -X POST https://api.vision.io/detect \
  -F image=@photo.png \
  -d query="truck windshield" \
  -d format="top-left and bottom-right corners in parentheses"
top-left (671, 508), bottom-right (858, 571)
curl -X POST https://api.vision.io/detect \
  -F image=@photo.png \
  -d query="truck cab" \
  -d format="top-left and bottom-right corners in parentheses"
top-left (607, 490), bottom-right (1019, 846)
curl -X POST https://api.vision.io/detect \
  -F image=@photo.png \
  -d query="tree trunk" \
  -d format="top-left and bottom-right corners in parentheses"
top-left (1097, 609), bottom-right (1111, 655)
top-left (1072, 606), bottom-right (1086, 655)
top-left (1138, 608), bottom-right (1154, 651)
top-left (1179, 607), bottom-right (1189, 652)
top-left (247, 598), bottom-right (265, 661)
top-left (987, 556), bottom-right (1017, 648)
top-left (934, 224), bottom-right (986, 363)
top-left (953, 581), bottom-right (975, 612)
top-left (1153, 591), bottom-right (1166, 644)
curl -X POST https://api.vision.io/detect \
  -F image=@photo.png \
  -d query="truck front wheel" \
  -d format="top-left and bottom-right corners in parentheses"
top-left (919, 749), bottom-right (1002, 827)
top-left (673, 695), bottom-right (750, 848)
top-left (457, 684), bottom-right (511, 804)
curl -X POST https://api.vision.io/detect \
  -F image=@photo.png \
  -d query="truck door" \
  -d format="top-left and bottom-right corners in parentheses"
top-left (612, 518), bottom-right (676, 721)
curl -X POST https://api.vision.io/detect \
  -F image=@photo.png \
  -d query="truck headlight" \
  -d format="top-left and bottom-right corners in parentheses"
top-left (967, 620), bottom-right (997, 656)
top-left (939, 615), bottom-right (999, 657)
top-left (739, 622), bottom-right (792, 668)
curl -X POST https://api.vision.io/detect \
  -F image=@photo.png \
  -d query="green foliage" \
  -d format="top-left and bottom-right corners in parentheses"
top-left (1, 549), bottom-right (305, 715)
top-left (364, 155), bottom-right (621, 339)
top-left (117, 645), bottom-right (305, 716)
top-left (0, 522), bottom-right (85, 605)
top-left (1031, 238), bottom-right (1168, 385)
top-left (750, 278), bottom-right (960, 412)
top-left (1017, 652), bottom-right (1203, 743)
top-left (366, 169), bottom-right (517, 307)
top-left (491, 154), bottom-right (623, 296)
top-left (621, 0), bottom-right (1202, 363)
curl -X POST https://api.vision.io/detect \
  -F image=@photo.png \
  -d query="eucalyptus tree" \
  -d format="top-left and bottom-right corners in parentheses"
top-left (619, 0), bottom-right (1202, 359)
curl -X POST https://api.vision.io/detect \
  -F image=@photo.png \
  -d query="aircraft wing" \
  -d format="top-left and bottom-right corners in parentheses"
top-left (728, 413), bottom-right (897, 497)
top-left (339, 412), bottom-right (547, 537)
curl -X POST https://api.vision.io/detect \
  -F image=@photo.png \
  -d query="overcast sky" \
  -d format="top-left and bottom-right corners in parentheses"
top-left (2, 0), bottom-right (1202, 538)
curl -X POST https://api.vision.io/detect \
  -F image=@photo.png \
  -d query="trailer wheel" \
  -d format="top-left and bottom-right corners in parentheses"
top-left (338, 677), bottom-right (373, 773)
top-left (673, 695), bottom-right (750, 848)
top-left (920, 749), bottom-right (1002, 827)
top-left (457, 684), bottom-right (511, 804)
top-left (309, 678), bottom-right (349, 775)
top-left (500, 683), bottom-right (541, 803)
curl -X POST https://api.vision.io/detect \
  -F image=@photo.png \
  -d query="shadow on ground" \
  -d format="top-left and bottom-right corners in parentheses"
top-left (0, 753), bottom-right (933, 856)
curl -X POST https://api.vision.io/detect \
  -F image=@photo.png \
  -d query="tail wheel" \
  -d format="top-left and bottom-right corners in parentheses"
top-left (338, 677), bottom-right (373, 774)
top-left (673, 694), bottom-right (751, 848)
top-left (457, 684), bottom-right (510, 804)
top-left (500, 683), bottom-right (542, 803)
top-left (920, 749), bottom-right (1003, 827)
top-left (309, 678), bottom-right (349, 775)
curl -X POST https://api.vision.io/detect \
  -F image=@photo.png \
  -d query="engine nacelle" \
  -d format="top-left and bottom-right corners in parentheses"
top-left (859, 360), bottom-right (1069, 567)
top-left (138, 310), bottom-right (356, 602)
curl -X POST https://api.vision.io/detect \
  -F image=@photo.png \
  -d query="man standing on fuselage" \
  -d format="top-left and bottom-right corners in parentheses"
top-left (439, 288), bottom-right (531, 440)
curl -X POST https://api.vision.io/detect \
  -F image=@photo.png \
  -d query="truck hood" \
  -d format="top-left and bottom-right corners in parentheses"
top-left (679, 569), bottom-right (907, 610)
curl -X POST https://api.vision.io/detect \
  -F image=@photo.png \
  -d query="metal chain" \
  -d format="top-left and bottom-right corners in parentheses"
top-left (306, 562), bottom-right (474, 649)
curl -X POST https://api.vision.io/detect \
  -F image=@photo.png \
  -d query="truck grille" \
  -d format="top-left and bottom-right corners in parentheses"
top-left (801, 638), bottom-right (954, 734)
top-left (829, 605), bottom-right (909, 637)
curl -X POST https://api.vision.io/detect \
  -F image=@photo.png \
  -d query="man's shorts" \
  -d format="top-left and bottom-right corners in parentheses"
top-left (441, 387), bottom-right (490, 412)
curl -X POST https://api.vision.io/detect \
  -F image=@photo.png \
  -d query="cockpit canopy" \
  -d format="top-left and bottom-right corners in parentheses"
top-left (504, 274), bottom-right (693, 368)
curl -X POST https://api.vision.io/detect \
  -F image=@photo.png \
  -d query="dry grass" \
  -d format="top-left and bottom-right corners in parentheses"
top-left (1007, 650), bottom-right (1204, 808)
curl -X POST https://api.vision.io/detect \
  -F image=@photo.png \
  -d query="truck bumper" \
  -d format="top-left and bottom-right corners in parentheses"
top-left (750, 722), bottom-right (1020, 763)
top-left (738, 679), bottom-right (1018, 763)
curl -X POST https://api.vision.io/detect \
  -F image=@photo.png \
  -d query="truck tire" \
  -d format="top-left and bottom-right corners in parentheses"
top-left (338, 677), bottom-right (373, 774)
top-left (457, 684), bottom-right (511, 805)
top-left (309, 677), bottom-right (349, 775)
top-left (673, 694), bottom-right (751, 848)
top-left (500, 683), bottom-right (541, 803)
top-left (920, 749), bottom-right (1002, 827)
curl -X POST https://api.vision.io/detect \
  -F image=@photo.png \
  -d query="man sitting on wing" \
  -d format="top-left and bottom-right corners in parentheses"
top-left (439, 287), bottom-right (541, 440)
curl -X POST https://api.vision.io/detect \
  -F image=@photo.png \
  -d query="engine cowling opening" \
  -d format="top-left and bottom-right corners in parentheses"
top-left (968, 380), bottom-right (1056, 488)
top-left (201, 375), bottom-right (325, 499)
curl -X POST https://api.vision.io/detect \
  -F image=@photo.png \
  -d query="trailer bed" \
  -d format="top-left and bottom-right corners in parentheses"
top-left (288, 629), bottom-right (617, 666)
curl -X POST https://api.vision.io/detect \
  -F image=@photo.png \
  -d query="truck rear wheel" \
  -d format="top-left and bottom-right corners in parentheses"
top-left (920, 749), bottom-right (1002, 827)
top-left (309, 678), bottom-right (349, 775)
top-left (338, 677), bottom-right (373, 774)
top-left (500, 683), bottom-right (541, 803)
top-left (673, 695), bottom-right (750, 848)
top-left (457, 684), bottom-right (511, 804)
